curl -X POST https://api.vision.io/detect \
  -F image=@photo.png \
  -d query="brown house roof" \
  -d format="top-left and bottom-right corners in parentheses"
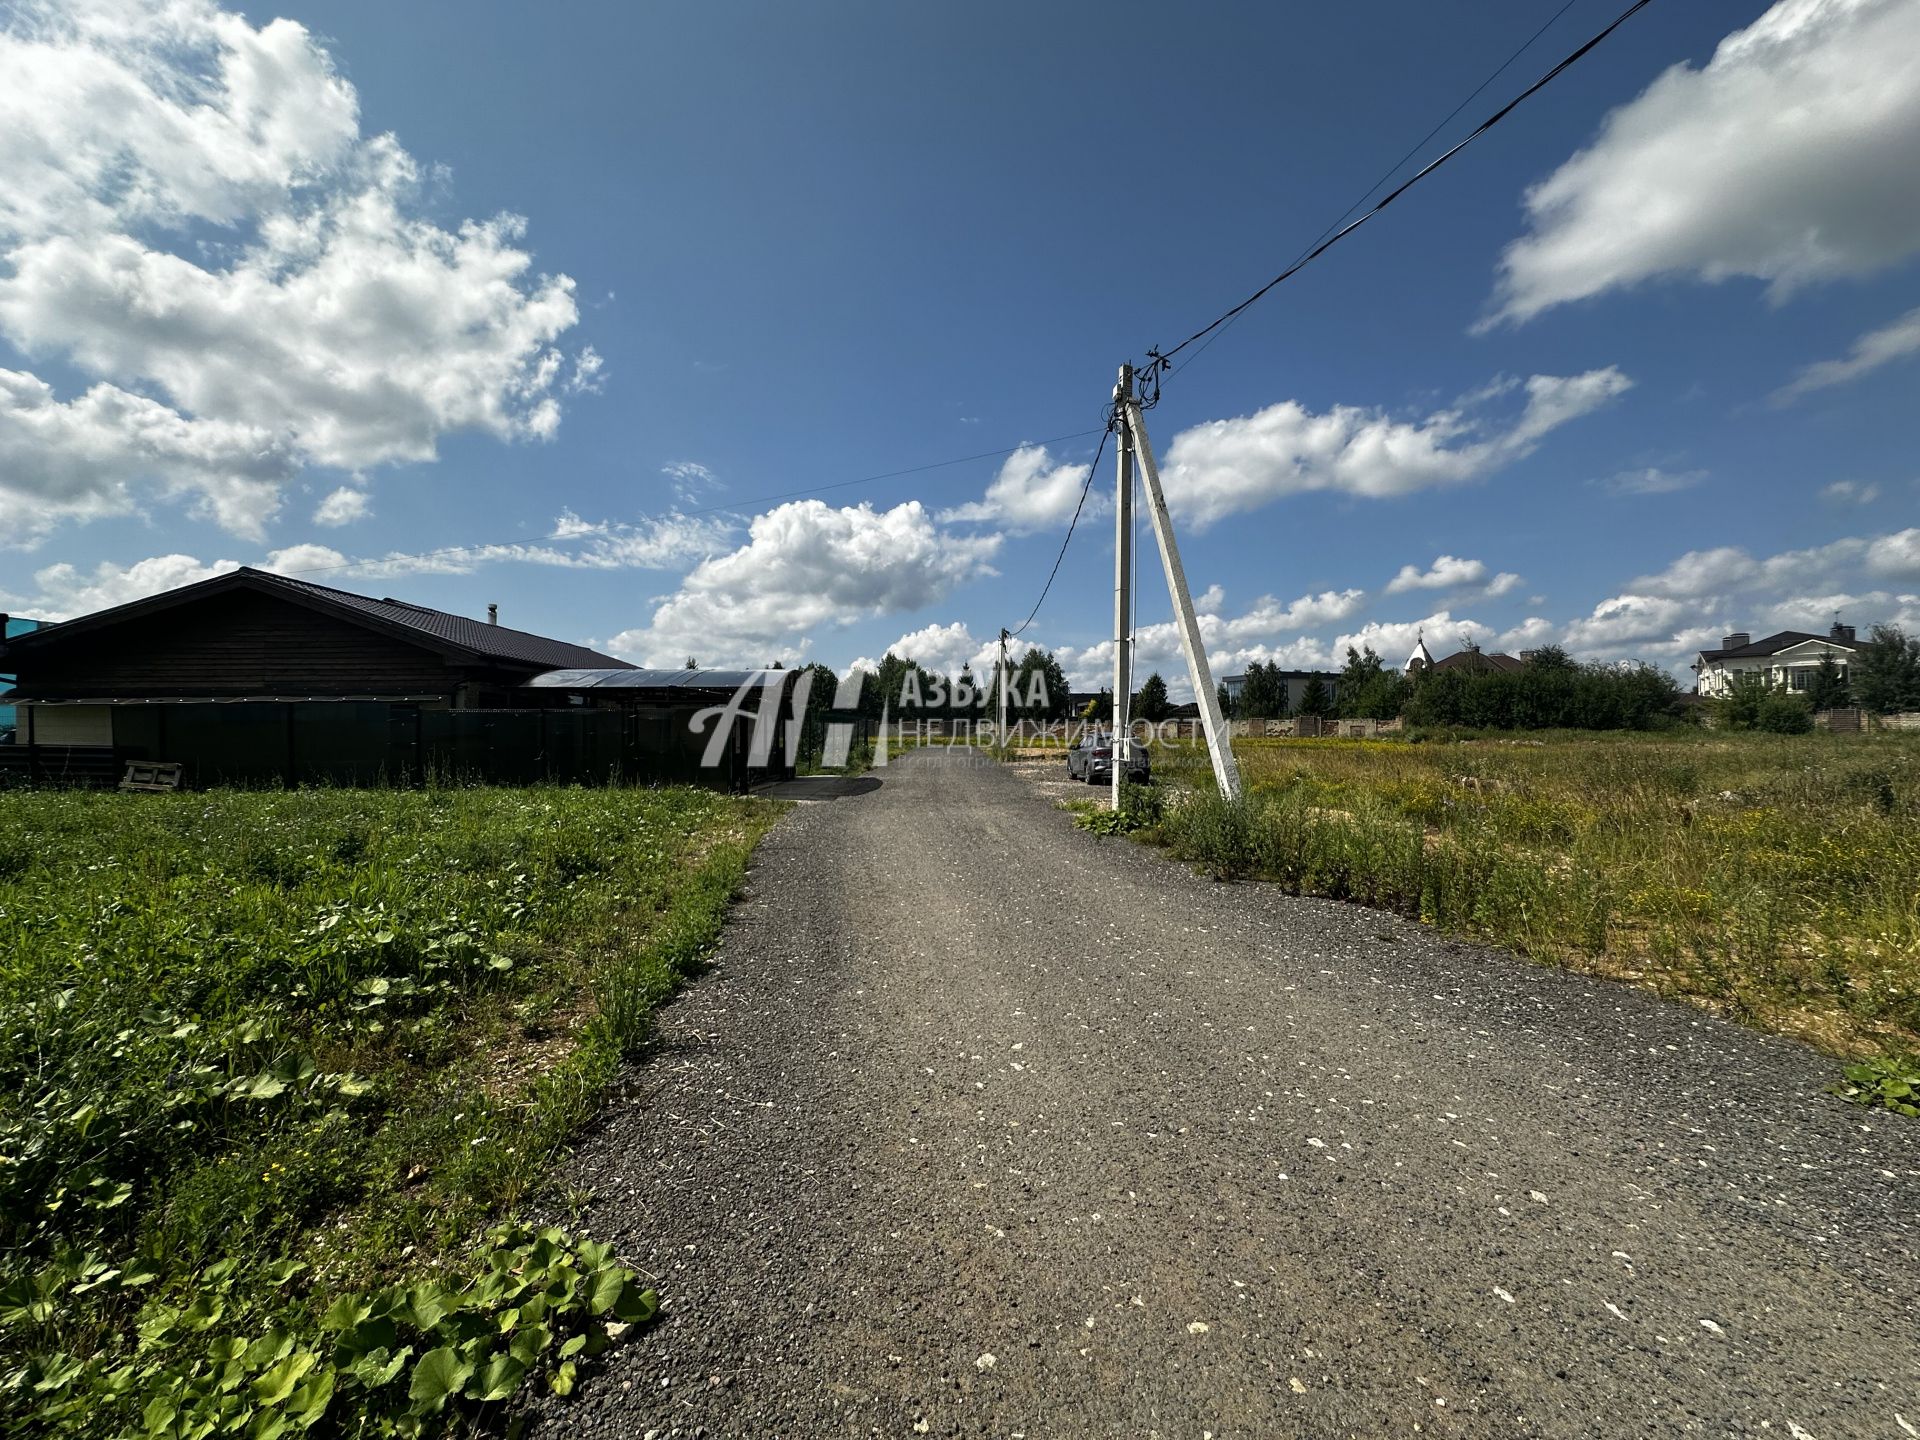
top-left (1429, 649), bottom-right (1524, 674)
top-left (0, 567), bottom-right (632, 674)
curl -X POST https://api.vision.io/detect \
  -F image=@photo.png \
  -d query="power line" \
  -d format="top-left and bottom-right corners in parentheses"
top-left (1005, 1), bottom-right (1616, 644)
top-left (274, 426), bottom-right (1108, 578)
top-left (1174, 0), bottom-right (1584, 378)
top-left (1008, 419), bottom-right (1111, 640)
top-left (1146, 0), bottom-right (1655, 380)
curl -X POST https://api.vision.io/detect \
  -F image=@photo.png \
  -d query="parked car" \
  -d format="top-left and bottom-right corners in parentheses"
top-left (1066, 730), bottom-right (1149, 785)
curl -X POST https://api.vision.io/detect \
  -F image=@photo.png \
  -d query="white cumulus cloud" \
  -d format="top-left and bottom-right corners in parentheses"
top-left (941, 443), bottom-right (1098, 533)
top-left (312, 486), bottom-right (370, 527)
top-left (609, 500), bottom-right (1001, 668)
top-left (0, 0), bottom-right (588, 542)
top-left (0, 368), bottom-right (296, 544)
top-left (1487, 0), bottom-right (1920, 326)
top-left (1159, 369), bottom-right (1630, 527)
top-left (1386, 555), bottom-right (1486, 594)
top-left (850, 622), bottom-right (1003, 681)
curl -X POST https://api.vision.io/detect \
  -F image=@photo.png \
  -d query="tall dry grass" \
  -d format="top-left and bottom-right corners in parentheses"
top-left (1145, 732), bottom-right (1920, 1055)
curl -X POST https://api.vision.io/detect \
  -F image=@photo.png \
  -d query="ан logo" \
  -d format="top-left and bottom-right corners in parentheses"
top-left (687, 668), bottom-right (881, 772)
top-left (685, 665), bottom-right (1055, 772)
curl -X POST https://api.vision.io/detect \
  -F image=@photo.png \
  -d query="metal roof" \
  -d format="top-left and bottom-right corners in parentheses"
top-left (0, 568), bottom-right (634, 673)
top-left (259, 572), bottom-right (632, 670)
top-left (1696, 629), bottom-right (1860, 662)
top-left (524, 668), bottom-right (790, 692)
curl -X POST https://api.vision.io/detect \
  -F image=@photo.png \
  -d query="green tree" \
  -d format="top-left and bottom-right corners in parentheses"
top-left (1523, 644), bottom-right (1576, 671)
top-left (1236, 662), bottom-right (1287, 719)
top-left (1297, 674), bottom-right (1333, 718)
top-left (953, 663), bottom-right (982, 723)
top-left (859, 652), bottom-right (938, 721)
top-left (789, 662), bottom-right (841, 764)
top-left (1009, 647), bottom-right (1070, 721)
top-left (1337, 646), bottom-right (1407, 721)
top-left (1855, 624), bottom-right (1920, 715)
top-left (1807, 652), bottom-right (1851, 712)
top-left (1133, 672), bottom-right (1172, 722)
top-left (1216, 680), bottom-right (1234, 720)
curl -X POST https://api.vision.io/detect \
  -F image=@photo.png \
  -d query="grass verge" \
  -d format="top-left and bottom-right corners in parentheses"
top-left (1112, 732), bottom-right (1920, 1065)
top-left (0, 784), bottom-right (781, 1436)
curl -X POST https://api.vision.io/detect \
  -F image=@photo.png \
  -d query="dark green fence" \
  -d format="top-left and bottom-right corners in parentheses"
top-left (1, 702), bottom-right (758, 790)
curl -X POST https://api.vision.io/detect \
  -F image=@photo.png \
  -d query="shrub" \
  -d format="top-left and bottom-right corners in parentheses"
top-left (1755, 692), bottom-right (1814, 734)
top-left (1160, 791), bottom-right (1263, 880)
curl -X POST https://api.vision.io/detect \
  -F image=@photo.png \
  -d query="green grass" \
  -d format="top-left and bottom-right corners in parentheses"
top-left (0, 783), bottom-right (780, 1435)
top-left (1130, 731), bottom-right (1920, 1059)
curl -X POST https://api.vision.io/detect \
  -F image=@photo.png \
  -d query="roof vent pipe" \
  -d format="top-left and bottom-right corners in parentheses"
top-left (487, 604), bottom-right (498, 626)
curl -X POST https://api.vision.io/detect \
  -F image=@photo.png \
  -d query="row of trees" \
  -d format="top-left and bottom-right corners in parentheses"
top-left (1403, 647), bottom-right (1682, 731)
top-left (1215, 646), bottom-right (1683, 731)
top-left (845, 647), bottom-right (1074, 724)
top-left (781, 622), bottom-right (1920, 746)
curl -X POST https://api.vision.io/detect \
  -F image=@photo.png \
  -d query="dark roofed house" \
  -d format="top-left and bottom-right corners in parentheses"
top-left (1692, 623), bottom-right (1862, 698)
top-left (1427, 644), bottom-right (1525, 675)
top-left (0, 568), bottom-right (797, 790)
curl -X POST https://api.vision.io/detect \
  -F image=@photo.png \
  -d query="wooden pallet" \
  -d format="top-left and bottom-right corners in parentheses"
top-left (119, 761), bottom-right (185, 792)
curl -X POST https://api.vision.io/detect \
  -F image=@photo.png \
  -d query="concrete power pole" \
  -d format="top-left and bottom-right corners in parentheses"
top-left (1119, 383), bottom-right (1242, 801)
top-left (1111, 364), bottom-right (1134, 811)
top-left (997, 627), bottom-right (1010, 748)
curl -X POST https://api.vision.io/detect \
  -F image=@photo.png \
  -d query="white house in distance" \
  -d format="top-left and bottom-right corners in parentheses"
top-left (1692, 623), bottom-right (1861, 698)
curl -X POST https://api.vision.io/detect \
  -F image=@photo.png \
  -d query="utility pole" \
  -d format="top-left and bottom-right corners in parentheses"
top-left (1111, 364), bottom-right (1134, 811)
top-left (997, 627), bottom-right (1010, 748)
top-left (1119, 379), bottom-right (1242, 800)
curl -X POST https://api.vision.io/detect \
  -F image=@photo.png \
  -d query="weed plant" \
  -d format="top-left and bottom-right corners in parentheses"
top-left (0, 783), bottom-right (778, 1435)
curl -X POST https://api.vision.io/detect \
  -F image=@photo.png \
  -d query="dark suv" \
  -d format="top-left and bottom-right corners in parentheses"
top-left (1066, 730), bottom-right (1149, 785)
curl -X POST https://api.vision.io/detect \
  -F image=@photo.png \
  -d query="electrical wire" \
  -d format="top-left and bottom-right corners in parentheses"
top-left (274, 426), bottom-right (1109, 578)
top-left (1145, 0), bottom-right (1655, 380)
top-left (1007, 419), bottom-right (1112, 639)
top-left (1174, 0), bottom-right (1583, 379)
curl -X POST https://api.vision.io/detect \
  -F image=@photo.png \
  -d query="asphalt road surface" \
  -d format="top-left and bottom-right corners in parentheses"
top-left (536, 748), bottom-right (1919, 1439)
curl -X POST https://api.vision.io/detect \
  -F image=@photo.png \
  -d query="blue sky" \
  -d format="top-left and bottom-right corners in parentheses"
top-left (2, 0), bottom-right (1917, 693)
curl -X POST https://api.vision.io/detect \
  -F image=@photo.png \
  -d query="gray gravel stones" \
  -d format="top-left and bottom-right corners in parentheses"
top-left (531, 748), bottom-right (1919, 1438)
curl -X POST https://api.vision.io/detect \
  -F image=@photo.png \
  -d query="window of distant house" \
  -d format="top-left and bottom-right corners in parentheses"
top-left (1789, 669), bottom-right (1811, 691)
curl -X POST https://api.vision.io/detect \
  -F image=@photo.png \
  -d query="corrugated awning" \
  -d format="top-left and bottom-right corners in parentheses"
top-left (524, 667), bottom-right (795, 696)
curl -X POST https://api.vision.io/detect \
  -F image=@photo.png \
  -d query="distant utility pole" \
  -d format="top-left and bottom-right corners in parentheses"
top-left (1115, 367), bottom-right (1242, 801)
top-left (997, 627), bottom-right (1010, 745)
top-left (1111, 364), bottom-right (1134, 812)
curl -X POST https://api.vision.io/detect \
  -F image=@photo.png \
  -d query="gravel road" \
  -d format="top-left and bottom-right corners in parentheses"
top-left (537, 748), bottom-right (1919, 1439)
